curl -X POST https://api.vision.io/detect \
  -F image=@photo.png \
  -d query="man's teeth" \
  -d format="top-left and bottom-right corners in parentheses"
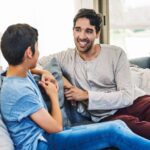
top-left (79, 41), bottom-right (87, 46)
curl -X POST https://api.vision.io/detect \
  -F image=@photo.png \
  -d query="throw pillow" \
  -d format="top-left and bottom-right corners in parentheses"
top-left (37, 57), bottom-right (71, 127)
top-left (0, 72), bottom-right (14, 150)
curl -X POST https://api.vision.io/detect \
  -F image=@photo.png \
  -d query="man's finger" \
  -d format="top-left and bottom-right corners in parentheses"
top-left (66, 96), bottom-right (73, 100)
top-left (65, 93), bottom-right (73, 97)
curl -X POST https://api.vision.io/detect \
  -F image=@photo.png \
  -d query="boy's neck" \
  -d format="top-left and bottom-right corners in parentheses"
top-left (6, 65), bottom-right (28, 77)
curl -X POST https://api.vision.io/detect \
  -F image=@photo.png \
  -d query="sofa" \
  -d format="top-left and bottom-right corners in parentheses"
top-left (130, 57), bottom-right (150, 95)
top-left (129, 56), bottom-right (150, 69)
top-left (0, 57), bottom-right (149, 150)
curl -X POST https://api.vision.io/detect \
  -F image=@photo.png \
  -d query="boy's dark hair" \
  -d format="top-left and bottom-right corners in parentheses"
top-left (73, 8), bottom-right (102, 34)
top-left (0, 23), bottom-right (38, 65)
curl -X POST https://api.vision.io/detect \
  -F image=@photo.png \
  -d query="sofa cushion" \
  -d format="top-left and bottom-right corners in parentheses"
top-left (35, 57), bottom-right (71, 127)
top-left (130, 57), bottom-right (150, 69)
top-left (0, 74), bottom-right (14, 150)
top-left (130, 66), bottom-right (150, 95)
top-left (42, 57), bottom-right (64, 108)
top-left (43, 58), bottom-right (71, 127)
top-left (0, 114), bottom-right (14, 150)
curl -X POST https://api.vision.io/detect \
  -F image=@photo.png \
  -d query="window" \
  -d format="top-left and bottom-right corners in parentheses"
top-left (0, 0), bottom-right (99, 69)
top-left (0, 0), bottom-right (76, 69)
top-left (109, 0), bottom-right (150, 58)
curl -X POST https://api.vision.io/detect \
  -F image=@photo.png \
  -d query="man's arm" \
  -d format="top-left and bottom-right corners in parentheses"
top-left (64, 86), bottom-right (88, 101)
top-left (65, 50), bottom-right (134, 110)
top-left (87, 50), bottom-right (134, 110)
top-left (62, 76), bottom-right (72, 89)
top-left (38, 49), bottom-right (134, 110)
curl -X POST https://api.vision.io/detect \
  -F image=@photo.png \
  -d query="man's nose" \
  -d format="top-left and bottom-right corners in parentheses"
top-left (79, 31), bottom-right (86, 39)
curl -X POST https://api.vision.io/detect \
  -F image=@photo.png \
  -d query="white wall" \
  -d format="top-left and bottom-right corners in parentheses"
top-left (0, 0), bottom-right (76, 69)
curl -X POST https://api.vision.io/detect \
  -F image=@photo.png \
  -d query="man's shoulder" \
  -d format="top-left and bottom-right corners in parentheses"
top-left (56, 48), bottom-right (76, 57)
top-left (101, 44), bottom-right (124, 53)
top-left (100, 44), bottom-right (127, 63)
top-left (101, 44), bottom-right (126, 58)
top-left (50, 48), bottom-right (76, 57)
top-left (39, 48), bottom-right (76, 67)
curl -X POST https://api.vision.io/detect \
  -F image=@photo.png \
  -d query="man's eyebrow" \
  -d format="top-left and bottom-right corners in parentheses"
top-left (74, 27), bottom-right (93, 30)
top-left (86, 28), bottom-right (94, 31)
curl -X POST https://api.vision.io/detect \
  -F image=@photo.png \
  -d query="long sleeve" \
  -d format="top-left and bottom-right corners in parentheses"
top-left (37, 45), bottom-right (145, 121)
top-left (88, 49), bottom-right (134, 110)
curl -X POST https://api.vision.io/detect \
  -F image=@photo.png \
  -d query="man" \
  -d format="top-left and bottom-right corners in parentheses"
top-left (39, 8), bottom-right (150, 139)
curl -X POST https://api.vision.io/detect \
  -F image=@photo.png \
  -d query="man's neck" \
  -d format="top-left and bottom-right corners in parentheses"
top-left (6, 65), bottom-right (28, 77)
top-left (77, 44), bottom-right (101, 61)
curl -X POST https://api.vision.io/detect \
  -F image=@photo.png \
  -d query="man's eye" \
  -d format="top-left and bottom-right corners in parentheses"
top-left (74, 28), bottom-right (81, 32)
top-left (86, 30), bottom-right (93, 34)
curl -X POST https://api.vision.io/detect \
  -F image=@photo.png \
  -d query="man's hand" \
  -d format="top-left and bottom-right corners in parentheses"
top-left (64, 86), bottom-right (88, 101)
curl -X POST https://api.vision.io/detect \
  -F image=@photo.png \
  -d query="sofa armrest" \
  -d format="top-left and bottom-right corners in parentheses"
top-left (129, 57), bottom-right (150, 69)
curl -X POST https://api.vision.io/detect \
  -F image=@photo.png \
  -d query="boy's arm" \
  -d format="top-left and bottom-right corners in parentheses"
top-left (30, 80), bottom-right (63, 133)
top-left (31, 68), bottom-right (52, 78)
top-left (31, 68), bottom-right (74, 90)
top-left (31, 68), bottom-right (57, 87)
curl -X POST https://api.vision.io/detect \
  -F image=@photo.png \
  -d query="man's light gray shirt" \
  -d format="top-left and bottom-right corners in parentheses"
top-left (39, 44), bottom-right (145, 122)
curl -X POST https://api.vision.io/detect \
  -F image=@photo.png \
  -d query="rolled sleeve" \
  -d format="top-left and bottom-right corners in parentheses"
top-left (11, 94), bottom-right (43, 122)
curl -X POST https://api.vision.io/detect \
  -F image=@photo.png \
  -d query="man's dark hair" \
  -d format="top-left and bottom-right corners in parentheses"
top-left (73, 8), bottom-right (102, 33)
top-left (0, 23), bottom-right (38, 65)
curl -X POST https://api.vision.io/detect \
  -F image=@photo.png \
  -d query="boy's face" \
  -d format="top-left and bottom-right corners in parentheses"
top-left (30, 42), bottom-right (39, 69)
top-left (73, 18), bottom-right (99, 54)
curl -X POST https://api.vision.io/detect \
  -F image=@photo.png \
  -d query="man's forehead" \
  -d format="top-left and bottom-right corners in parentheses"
top-left (75, 18), bottom-right (95, 30)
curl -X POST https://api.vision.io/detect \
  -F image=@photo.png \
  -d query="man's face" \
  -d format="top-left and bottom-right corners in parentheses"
top-left (73, 18), bottom-right (99, 54)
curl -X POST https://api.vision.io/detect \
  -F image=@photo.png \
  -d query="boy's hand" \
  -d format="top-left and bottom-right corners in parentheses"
top-left (31, 68), bottom-right (58, 89)
top-left (41, 70), bottom-right (58, 89)
top-left (39, 80), bottom-right (58, 99)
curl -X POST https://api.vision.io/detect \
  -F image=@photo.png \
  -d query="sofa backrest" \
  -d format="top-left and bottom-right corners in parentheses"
top-left (129, 57), bottom-right (150, 69)
top-left (0, 72), bottom-right (15, 150)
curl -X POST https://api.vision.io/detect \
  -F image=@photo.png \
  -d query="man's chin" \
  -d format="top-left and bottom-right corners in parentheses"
top-left (76, 46), bottom-right (86, 52)
top-left (77, 49), bottom-right (86, 53)
top-left (76, 44), bottom-right (91, 53)
top-left (78, 47), bottom-right (91, 54)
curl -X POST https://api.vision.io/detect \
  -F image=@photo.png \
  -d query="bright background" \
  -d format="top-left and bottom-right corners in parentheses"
top-left (109, 0), bottom-right (150, 59)
top-left (0, 0), bottom-right (150, 69)
top-left (0, 0), bottom-right (77, 69)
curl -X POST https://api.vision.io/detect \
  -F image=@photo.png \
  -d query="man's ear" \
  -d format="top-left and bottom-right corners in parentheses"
top-left (24, 46), bottom-right (33, 59)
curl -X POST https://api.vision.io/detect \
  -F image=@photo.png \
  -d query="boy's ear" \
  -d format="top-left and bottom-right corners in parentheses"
top-left (96, 31), bottom-right (100, 38)
top-left (24, 46), bottom-right (33, 59)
